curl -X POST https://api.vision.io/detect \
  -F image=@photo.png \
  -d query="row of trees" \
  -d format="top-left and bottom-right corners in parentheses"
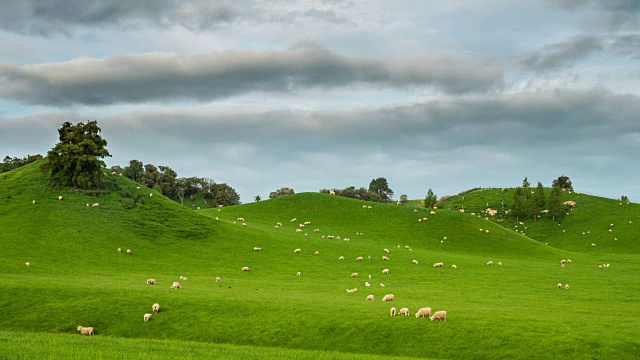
top-left (511, 177), bottom-right (566, 222)
top-left (1, 154), bottom-right (43, 173)
top-left (320, 177), bottom-right (395, 203)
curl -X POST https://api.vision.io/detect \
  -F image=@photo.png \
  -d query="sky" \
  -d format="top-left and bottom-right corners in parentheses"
top-left (1, 0), bottom-right (639, 202)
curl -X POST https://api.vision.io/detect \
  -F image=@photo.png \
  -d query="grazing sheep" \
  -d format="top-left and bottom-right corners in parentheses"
top-left (390, 307), bottom-right (396, 316)
top-left (136, 186), bottom-right (140, 189)
top-left (149, 193), bottom-right (153, 198)
top-left (405, 246), bottom-right (409, 249)
top-left (351, 273), bottom-right (359, 278)
top-left (58, 196), bottom-right (63, 201)
top-left (346, 288), bottom-right (358, 293)
top-left (237, 217), bottom-right (245, 222)
top-left (415, 307), bottom-right (432, 318)
top-left (412, 260), bottom-right (418, 265)
top-left (383, 248), bottom-right (390, 253)
top-left (92, 203), bottom-right (99, 207)
top-left (216, 217), bottom-right (219, 221)
top-left (498, 262), bottom-right (502, 266)
top-left (451, 264), bottom-right (457, 269)
top-left (592, 243), bottom-right (597, 247)
top-left (368, 274), bottom-right (372, 279)
top-left (290, 218), bottom-right (297, 222)
top-left (561, 259), bottom-right (567, 264)
top-left (171, 282), bottom-right (181, 289)
top-left (382, 269), bottom-right (390, 274)
top-left (557, 283), bottom-right (563, 288)
top-left (382, 256), bottom-right (390, 261)
top-left (598, 265), bottom-right (603, 269)
top-left (295, 229), bottom-right (302, 233)
top-left (77, 326), bottom-right (94, 336)
top-left (299, 224), bottom-right (305, 228)
top-left (152, 303), bottom-right (160, 313)
top-left (356, 256), bottom-right (364, 261)
top-left (146, 279), bottom-right (156, 285)
top-left (253, 247), bottom-right (262, 252)
top-left (242, 267), bottom-right (250, 271)
top-left (399, 308), bottom-right (410, 316)
top-left (338, 256), bottom-right (345, 260)
top-left (567, 259), bottom-right (572, 263)
top-left (32, 200), bottom-right (36, 205)
top-left (418, 219), bottom-right (422, 223)
top-left (487, 261), bottom-right (493, 265)
top-left (330, 190), bottom-right (335, 195)
top-left (430, 211), bottom-right (436, 215)
top-left (314, 251), bottom-right (320, 255)
top-left (414, 209), bottom-right (418, 213)
top-left (243, 223), bottom-right (247, 227)
top-left (380, 283), bottom-right (385, 287)
top-left (294, 248), bottom-right (301, 253)
top-left (296, 272), bottom-right (301, 276)
top-left (117, 248), bottom-right (121, 253)
top-left (180, 276), bottom-right (188, 281)
top-left (606, 263), bottom-right (610, 268)
top-left (366, 295), bottom-right (374, 301)
top-left (216, 277), bottom-right (221, 282)
top-left (25, 262), bottom-right (30, 267)
top-left (144, 313), bottom-right (152, 322)
top-left (565, 284), bottom-right (569, 290)
top-left (382, 294), bottom-right (394, 302)
top-left (433, 262), bottom-right (443, 268)
top-left (430, 310), bottom-right (447, 321)
top-left (365, 281), bottom-right (371, 287)
top-left (314, 229), bottom-right (320, 233)
top-left (126, 249), bottom-right (132, 255)
top-left (368, 206), bottom-right (372, 210)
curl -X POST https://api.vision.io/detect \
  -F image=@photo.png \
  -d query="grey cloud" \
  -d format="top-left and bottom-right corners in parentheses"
top-left (0, 0), bottom-right (235, 36)
top-left (0, 50), bottom-right (503, 106)
top-left (520, 35), bottom-right (603, 72)
top-left (554, 0), bottom-right (640, 29)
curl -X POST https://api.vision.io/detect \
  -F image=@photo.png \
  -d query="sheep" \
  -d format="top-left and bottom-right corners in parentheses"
top-left (418, 218), bottom-right (422, 223)
top-left (126, 249), bottom-right (132, 255)
top-left (216, 277), bottom-right (221, 282)
top-left (304, 221), bottom-right (311, 226)
top-left (237, 217), bottom-right (245, 222)
top-left (380, 283), bottom-right (385, 287)
top-left (366, 295), bottom-right (374, 301)
top-left (149, 193), bottom-right (153, 198)
top-left (365, 281), bottom-right (371, 287)
top-left (606, 263), bottom-right (610, 268)
top-left (92, 203), bottom-right (99, 207)
top-left (253, 247), bottom-right (262, 252)
top-left (567, 259), bottom-right (572, 263)
top-left (565, 284), bottom-right (569, 290)
top-left (290, 218), bottom-right (297, 222)
top-left (430, 211), bottom-right (436, 215)
top-left (399, 308), bottom-right (410, 316)
top-left (382, 256), bottom-right (390, 261)
top-left (136, 186), bottom-right (140, 190)
top-left (382, 294), bottom-right (394, 302)
top-left (314, 251), bottom-right (320, 255)
top-left (384, 248), bottom-right (390, 253)
top-left (338, 256), bottom-right (345, 260)
top-left (485, 229), bottom-right (490, 234)
top-left (487, 261), bottom-right (493, 265)
top-left (77, 326), bottom-right (94, 336)
top-left (423, 217), bottom-right (428, 221)
top-left (356, 256), bottom-right (363, 261)
top-left (405, 245), bottom-right (409, 249)
top-left (243, 223), bottom-right (247, 227)
top-left (299, 224), bottom-right (305, 228)
top-left (592, 243), bottom-right (597, 247)
top-left (32, 200), bottom-right (36, 205)
top-left (415, 307), bottom-right (432, 318)
top-left (314, 229), bottom-right (320, 233)
top-left (430, 310), bottom-right (447, 321)
top-left (146, 279), bottom-right (156, 285)
top-left (557, 283), bottom-right (563, 288)
top-left (242, 266), bottom-right (250, 271)
top-left (152, 303), bottom-right (160, 313)
top-left (363, 205), bottom-right (367, 209)
top-left (295, 229), bottom-right (302, 233)
top-left (451, 264), bottom-right (457, 269)
top-left (561, 259), bottom-right (567, 264)
top-left (294, 248), bottom-right (301, 253)
top-left (351, 272), bottom-right (359, 278)
top-left (368, 274), bottom-right (372, 279)
top-left (25, 262), bottom-right (30, 267)
top-left (117, 248), bottom-right (121, 253)
top-left (412, 260), bottom-right (418, 265)
top-left (368, 206), bottom-right (372, 209)
top-left (171, 282), bottom-right (181, 289)
top-left (330, 190), bottom-right (335, 195)
top-left (216, 217), bottom-right (219, 221)
top-left (390, 307), bottom-right (396, 316)
top-left (382, 269), bottom-right (390, 274)
top-left (433, 262), bottom-right (443, 268)
top-left (346, 288), bottom-right (358, 293)
top-left (144, 313), bottom-right (152, 322)
top-left (180, 276), bottom-right (188, 281)
top-left (610, 223), bottom-right (614, 227)
top-left (58, 196), bottom-right (63, 201)
top-left (598, 265), bottom-right (603, 269)
top-left (296, 272), bottom-right (301, 276)
top-left (498, 262), bottom-right (502, 266)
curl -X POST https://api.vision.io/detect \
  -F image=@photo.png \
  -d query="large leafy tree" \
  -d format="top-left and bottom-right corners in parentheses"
top-left (42, 121), bottom-right (111, 189)
top-left (424, 188), bottom-right (437, 208)
top-left (552, 175), bottom-right (573, 192)
top-left (547, 186), bottom-right (563, 222)
top-left (123, 160), bottom-right (144, 182)
top-left (532, 181), bottom-right (546, 221)
top-left (270, 187), bottom-right (295, 199)
top-left (369, 177), bottom-right (394, 202)
top-left (511, 187), bottom-right (526, 222)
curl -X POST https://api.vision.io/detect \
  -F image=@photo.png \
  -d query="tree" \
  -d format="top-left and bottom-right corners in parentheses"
top-left (621, 195), bottom-right (629, 203)
top-left (368, 177), bottom-right (394, 202)
top-left (424, 188), bottom-right (437, 208)
top-left (210, 183), bottom-right (241, 206)
top-left (547, 186), bottom-right (563, 222)
top-left (123, 160), bottom-right (144, 182)
top-left (511, 187), bottom-right (526, 222)
top-left (532, 181), bottom-right (546, 222)
top-left (41, 121), bottom-right (111, 189)
top-left (254, 195), bottom-right (261, 202)
top-left (269, 187), bottom-right (295, 199)
top-left (399, 194), bottom-right (408, 204)
top-left (522, 177), bottom-right (530, 203)
top-left (552, 175), bottom-right (573, 192)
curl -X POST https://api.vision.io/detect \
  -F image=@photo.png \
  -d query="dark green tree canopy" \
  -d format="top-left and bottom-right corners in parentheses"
top-left (424, 188), bottom-right (437, 208)
top-left (511, 187), bottom-right (526, 222)
top-left (552, 175), bottom-right (573, 192)
top-left (547, 186), bottom-right (563, 222)
top-left (368, 177), bottom-right (394, 202)
top-left (42, 121), bottom-right (111, 189)
top-left (270, 187), bottom-right (295, 199)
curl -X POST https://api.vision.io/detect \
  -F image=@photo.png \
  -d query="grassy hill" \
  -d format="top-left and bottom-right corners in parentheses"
top-left (0, 163), bottom-right (639, 359)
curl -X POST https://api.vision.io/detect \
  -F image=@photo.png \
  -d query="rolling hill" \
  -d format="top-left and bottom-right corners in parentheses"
top-left (0, 162), bottom-right (639, 359)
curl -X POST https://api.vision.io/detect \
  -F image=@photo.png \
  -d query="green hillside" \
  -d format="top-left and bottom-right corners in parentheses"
top-left (0, 162), bottom-right (639, 359)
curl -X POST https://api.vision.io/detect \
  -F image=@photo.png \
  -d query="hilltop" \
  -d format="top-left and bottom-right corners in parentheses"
top-left (0, 162), bottom-right (639, 359)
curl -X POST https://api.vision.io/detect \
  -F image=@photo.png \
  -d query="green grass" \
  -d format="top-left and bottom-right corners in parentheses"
top-left (0, 162), bottom-right (639, 359)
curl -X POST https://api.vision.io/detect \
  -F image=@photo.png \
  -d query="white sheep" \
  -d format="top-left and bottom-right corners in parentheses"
top-left (366, 295), bottom-right (374, 301)
top-left (58, 196), bottom-right (63, 201)
top-left (356, 256), bottom-right (363, 261)
top-left (295, 229), bottom-right (302, 233)
top-left (565, 284), bottom-right (569, 290)
top-left (149, 193), bottom-right (153, 198)
top-left (368, 206), bottom-right (372, 209)
top-left (117, 248), bottom-right (121, 253)
top-left (498, 262), bottom-right (502, 266)
top-left (296, 272), bottom-right (301, 276)
top-left (136, 186), bottom-right (140, 189)
top-left (144, 313), bottom-right (152, 322)
top-left (351, 272), bottom-right (359, 278)
top-left (418, 219), bottom-right (422, 223)
top-left (382, 269), bottom-right (389, 274)
top-left (346, 288), bottom-right (358, 293)
top-left (433, 262), bottom-right (443, 268)
top-left (216, 217), bottom-right (219, 221)
top-left (415, 307), bottom-right (432, 318)
top-left (294, 248), bottom-right (301, 253)
top-left (171, 282), bottom-right (181, 289)
top-left (380, 283), bottom-right (385, 287)
top-left (382, 256), bottom-right (389, 261)
top-left (390, 307), bottom-right (396, 316)
top-left (561, 259), bottom-right (567, 264)
top-left (126, 249), bottom-right (132, 255)
top-left (242, 267), bottom-right (250, 271)
top-left (430, 310), bottom-right (447, 321)
top-left (314, 251), bottom-right (320, 255)
top-left (180, 276), bottom-right (188, 281)
top-left (451, 264), bottom-right (457, 269)
top-left (384, 248), bottom-right (390, 253)
top-left (146, 279), bottom-right (156, 285)
top-left (92, 203), bottom-right (99, 207)
top-left (25, 262), bottom-right (30, 267)
top-left (557, 283), bottom-right (563, 288)
top-left (399, 308), bottom-right (410, 316)
top-left (382, 294), bottom-right (394, 302)
top-left (365, 281), bottom-right (371, 287)
top-left (32, 200), bottom-right (36, 205)
top-left (237, 217), bottom-right (245, 222)
top-left (216, 277), bottom-right (221, 282)
top-left (338, 256), bottom-right (345, 260)
top-left (152, 303), bottom-right (160, 313)
top-left (412, 260), bottom-right (418, 265)
top-left (592, 243), bottom-right (597, 247)
top-left (486, 261), bottom-right (493, 265)
top-left (290, 218), bottom-right (297, 222)
top-left (368, 274), bottom-right (372, 279)
top-left (77, 326), bottom-right (94, 336)
top-left (243, 223), bottom-right (247, 227)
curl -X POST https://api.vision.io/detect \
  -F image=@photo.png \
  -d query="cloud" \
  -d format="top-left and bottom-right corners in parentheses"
top-left (553, 0), bottom-right (640, 29)
top-left (0, 49), bottom-right (503, 106)
top-left (520, 35), bottom-right (604, 72)
top-left (0, 0), bottom-right (236, 36)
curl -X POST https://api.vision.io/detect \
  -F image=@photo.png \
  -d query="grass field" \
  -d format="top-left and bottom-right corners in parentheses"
top-left (1, 162), bottom-right (639, 359)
